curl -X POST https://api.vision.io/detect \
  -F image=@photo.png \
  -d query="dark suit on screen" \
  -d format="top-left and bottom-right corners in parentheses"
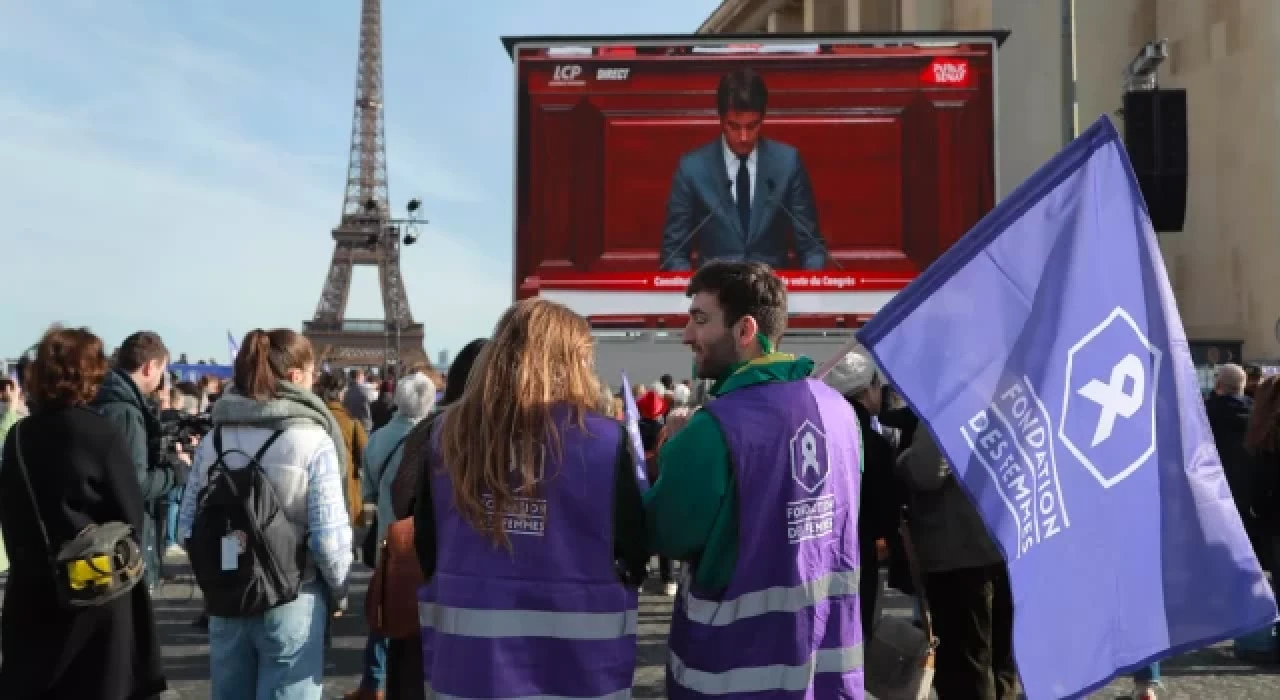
top-left (659, 137), bottom-right (828, 271)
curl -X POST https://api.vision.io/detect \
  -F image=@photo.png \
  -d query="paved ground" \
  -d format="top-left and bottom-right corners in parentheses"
top-left (5, 552), bottom-right (1280, 698)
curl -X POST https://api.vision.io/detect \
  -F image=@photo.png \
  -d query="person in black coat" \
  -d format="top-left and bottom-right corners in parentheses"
top-left (91, 331), bottom-right (182, 591)
top-left (823, 349), bottom-right (903, 641)
top-left (1246, 375), bottom-right (1280, 574)
top-left (1205, 366), bottom-right (1256, 546)
top-left (0, 326), bottom-right (167, 700)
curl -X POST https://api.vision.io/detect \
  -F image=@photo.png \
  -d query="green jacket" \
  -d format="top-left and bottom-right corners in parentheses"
top-left (644, 352), bottom-right (816, 594)
top-left (91, 369), bottom-right (175, 503)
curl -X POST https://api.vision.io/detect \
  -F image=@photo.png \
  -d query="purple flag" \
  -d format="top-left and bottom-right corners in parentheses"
top-left (858, 116), bottom-right (1277, 698)
top-left (620, 371), bottom-right (649, 490)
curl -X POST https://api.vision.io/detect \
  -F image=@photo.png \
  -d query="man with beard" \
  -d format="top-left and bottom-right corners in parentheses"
top-left (644, 261), bottom-right (864, 698)
top-left (92, 331), bottom-right (185, 592)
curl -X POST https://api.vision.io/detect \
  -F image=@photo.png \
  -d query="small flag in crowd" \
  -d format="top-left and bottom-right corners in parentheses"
top-left (620, 372), bottom-right (649, 490)
top-left (857, 116), bottom-right (1277, 699)
top-left (227, 330), bottom-right (239, 365)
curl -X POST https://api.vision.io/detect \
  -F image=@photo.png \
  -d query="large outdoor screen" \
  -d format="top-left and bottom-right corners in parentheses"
top-left (507, 36), bottom-right (1000, 326)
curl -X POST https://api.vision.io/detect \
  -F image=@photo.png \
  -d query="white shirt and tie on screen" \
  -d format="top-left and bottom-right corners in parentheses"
top-left (657, 67), bottom-right (834, 271)
top-left (657, 134), bottom-right (836, 272)
top-left (725, 137), bottom-right (758, 233)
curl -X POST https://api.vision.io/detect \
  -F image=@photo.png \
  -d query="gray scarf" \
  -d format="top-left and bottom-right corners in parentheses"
top-left (211, 381), bottom-right (350, 478)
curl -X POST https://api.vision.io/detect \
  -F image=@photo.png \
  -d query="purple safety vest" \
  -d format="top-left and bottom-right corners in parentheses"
top-left (418, 409), bottom-right (638, 699)
top-left (667, 378), bottom-right (864, 699)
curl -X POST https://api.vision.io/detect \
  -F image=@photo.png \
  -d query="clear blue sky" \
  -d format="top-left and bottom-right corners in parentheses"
top-left (0, 0), bottom-right (721, 363)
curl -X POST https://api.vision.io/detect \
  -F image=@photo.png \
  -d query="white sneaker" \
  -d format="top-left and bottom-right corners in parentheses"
top-left (164, 543), bottom-right (184, 558)
top-left (663, 582), bottom-right (679, 597)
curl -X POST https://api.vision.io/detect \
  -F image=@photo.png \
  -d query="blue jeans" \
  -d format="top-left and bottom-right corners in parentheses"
top-left (1134, 662), bottom-right (1160, 683)
top-left (208, 583), bottom-right (328, 700)
top-left (360, 633), bottom-right (389, 689)
top-left (165, 488), bottom-right (182, 547)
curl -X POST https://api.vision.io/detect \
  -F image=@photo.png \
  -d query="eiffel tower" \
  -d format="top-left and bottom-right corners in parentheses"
top-left (303, 0), bottom-right (428, 373)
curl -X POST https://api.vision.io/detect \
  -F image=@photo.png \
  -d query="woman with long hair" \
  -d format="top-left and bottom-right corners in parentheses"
top-left (0, 326), bottom-right (167, 699)
top-left (416, 300), bottom-right (649, 698)
top-left (177, 329), bottom-right (353, 700)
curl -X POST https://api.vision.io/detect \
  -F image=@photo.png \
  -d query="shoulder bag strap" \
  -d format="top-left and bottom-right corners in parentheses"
top-left (402, 417), bottom-right (439, 515)
top-left (897, 504), bottom-right (937, 649)
top-left (383, 435), bottom-right (409, 472)
top-left (374, 434), bottom-right (410, 494)
top-left (212, 426), bottom-right (224, 462)
top-left (251, 429), bottom-right (285, 467)
top-left (12, 423), bottom-right (57, 566)
top-left (210, 426), bottom-right (282, 468)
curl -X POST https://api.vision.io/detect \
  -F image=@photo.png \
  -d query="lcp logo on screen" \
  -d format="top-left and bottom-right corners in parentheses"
top-left (550, 64), bottom-right (584, 86)
top-left (552, 63), bottom-right (586, 85)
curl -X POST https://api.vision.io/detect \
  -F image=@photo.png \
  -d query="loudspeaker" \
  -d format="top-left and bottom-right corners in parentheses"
top-left (1122, 89), bottom-right (1188, 232)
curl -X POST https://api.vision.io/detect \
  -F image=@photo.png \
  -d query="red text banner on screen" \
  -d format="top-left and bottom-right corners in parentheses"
top-left (534, 271), bottom-right (913, 292)
top-left (532, 271), bottom-right (909, 317)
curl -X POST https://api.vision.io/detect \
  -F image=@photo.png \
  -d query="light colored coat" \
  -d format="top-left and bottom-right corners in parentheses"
top-left (361, 413), bottom-right (418, 546)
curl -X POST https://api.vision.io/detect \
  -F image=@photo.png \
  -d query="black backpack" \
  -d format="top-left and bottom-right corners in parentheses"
top-left (188, 427), bottom-right (305, 617)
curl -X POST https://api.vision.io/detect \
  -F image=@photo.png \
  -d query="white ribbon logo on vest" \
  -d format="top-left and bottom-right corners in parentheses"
top-left (789, 420), bottom-right (830, 494)
top-left (799, 433), bottom-right (821, 478)
top-left (787, 420), bottom-right (834, 544)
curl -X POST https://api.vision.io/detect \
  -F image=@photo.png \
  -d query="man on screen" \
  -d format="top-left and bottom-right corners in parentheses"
top-left (659, 67), bottom-right (829, 271)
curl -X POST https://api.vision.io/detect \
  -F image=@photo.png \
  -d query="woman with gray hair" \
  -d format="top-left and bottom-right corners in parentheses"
top-left (824, 349), bottom-right (902, 644)
top-left (352, 372), bottom-right (437, 699)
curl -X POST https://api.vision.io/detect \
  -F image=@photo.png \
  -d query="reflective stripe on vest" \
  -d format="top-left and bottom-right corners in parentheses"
top-left (681, 568), bottom-right (860, 626)
top-left (419, 602), bottom-right (638, 639)
top-left (424, 682), bottom-right (634, 700)
top-left (668, 644), bottom-right (864, 695)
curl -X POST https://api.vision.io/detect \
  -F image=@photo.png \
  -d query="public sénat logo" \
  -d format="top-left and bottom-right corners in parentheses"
top-left (790, 420), bottom-right (831, 494)
top-left (1059, 306), bottom-right (1162, 488)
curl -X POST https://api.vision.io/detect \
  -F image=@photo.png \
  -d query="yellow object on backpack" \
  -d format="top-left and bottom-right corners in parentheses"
top-left (66, 555), bottom-right (115, 590)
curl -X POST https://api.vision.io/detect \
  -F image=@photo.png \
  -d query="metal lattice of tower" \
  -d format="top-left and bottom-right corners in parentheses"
top-left (303, 0), bottom-right (428, 372)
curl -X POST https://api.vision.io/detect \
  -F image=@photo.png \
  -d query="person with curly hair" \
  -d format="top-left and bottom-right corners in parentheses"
top-left (0, 326), bottom-right (167, 699)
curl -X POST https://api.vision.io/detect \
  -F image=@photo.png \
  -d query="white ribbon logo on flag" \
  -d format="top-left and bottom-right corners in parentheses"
top-left (1076, 354), bottom-right (1145, 447)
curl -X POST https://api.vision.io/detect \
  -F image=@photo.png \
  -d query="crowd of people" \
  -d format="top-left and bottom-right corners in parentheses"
top-left (0, 260), bottom-right (1278, 700)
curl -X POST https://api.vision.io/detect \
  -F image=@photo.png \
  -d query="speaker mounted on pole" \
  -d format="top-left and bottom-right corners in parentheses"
top-left (1122, 88), bottom-right (1188, 233)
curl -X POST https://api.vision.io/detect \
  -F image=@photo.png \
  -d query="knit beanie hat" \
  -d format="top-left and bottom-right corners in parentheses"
top-left (824, 349), bottom-right (879, 397)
